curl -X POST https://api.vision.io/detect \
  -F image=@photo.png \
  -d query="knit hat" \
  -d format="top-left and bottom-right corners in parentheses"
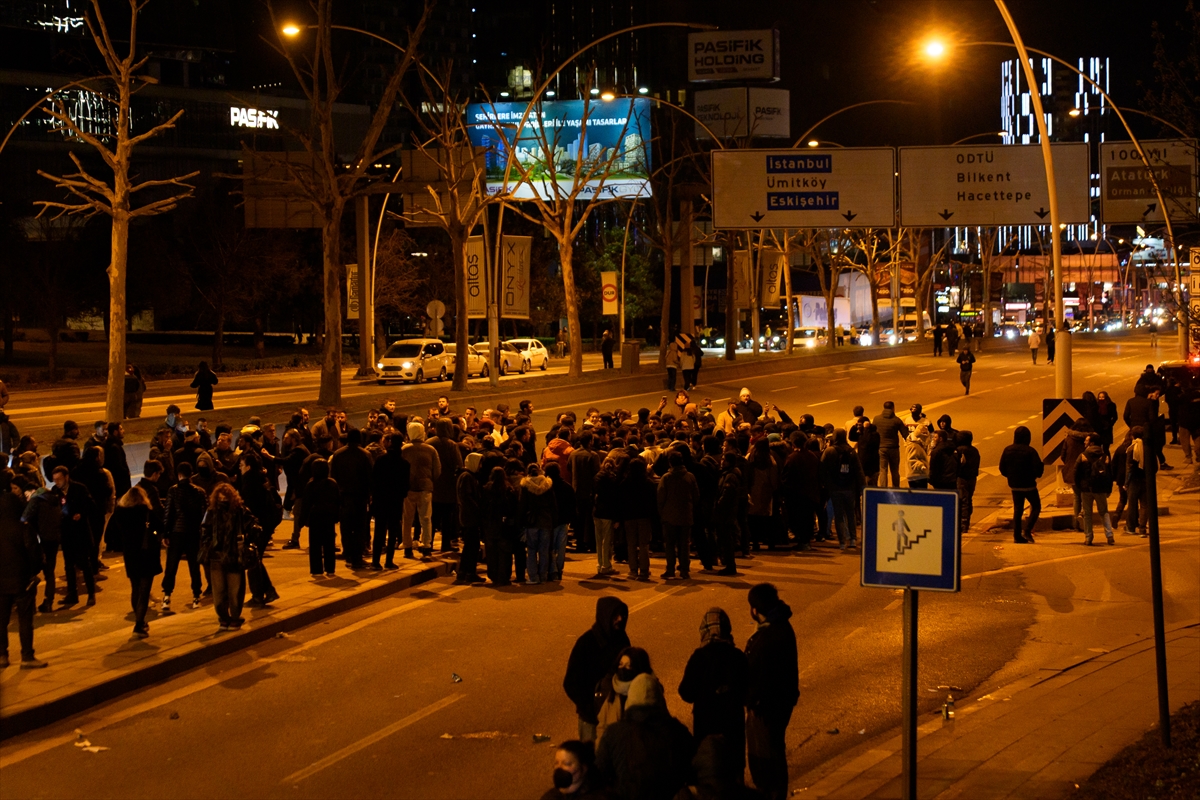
top-left (625, 673), bottom-right (664, 709)
top-left (699, 607), bottom-right (733, 646)
top-left (407, 422), bottom-right (426, 442)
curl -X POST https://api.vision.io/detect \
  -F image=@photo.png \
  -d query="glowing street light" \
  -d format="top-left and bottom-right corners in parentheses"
top-left (599, 90), bottom-right (616, 101)
top-left (807, 140), bottom-right (820, 147)
top-left (923, 40), bottom-right (946, 58)
top-left (281, 23), bottom-right (301, 36)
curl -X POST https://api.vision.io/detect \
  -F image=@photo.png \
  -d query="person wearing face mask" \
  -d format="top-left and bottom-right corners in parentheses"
top-left (744, 583), bottom-right (798, 800)
top-left (541, 740), bottom-right (605, 799)
top-left (563, 596), bottom-right (631, 743)
top-left (595, 646), bottom-right (653, 743)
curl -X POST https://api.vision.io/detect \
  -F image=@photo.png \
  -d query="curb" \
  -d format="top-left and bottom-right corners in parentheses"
top-left (0, 561), bottom-right (453, 741)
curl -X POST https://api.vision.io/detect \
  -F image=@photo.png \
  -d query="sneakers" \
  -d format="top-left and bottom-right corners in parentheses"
top-left (281, 541), bottom-right (301, 550)
top-left (20, 657), bottom-right (48, 669)
top-left (37, 600), bottom-right (53, 613)
top-left (190, 596), bottom-right (202, 609)
top-left (367, 563), bottom-right (384, 572)
top-left (404, 548), bottom-right (415, 560)
top-left (161, 594), bottom-right (172, 613)
top-left (384, 561), bottom-right (400, 570)
top-left (86, 594), bottom-right (96, 607)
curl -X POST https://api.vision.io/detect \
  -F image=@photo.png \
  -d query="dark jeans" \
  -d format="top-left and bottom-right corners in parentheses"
top-left (715, 517), bottom-right (738, 569)
top-left (958, 476), bottom-right (977, 533)
top-left (372, 513), bottom-right (401, 565)
top-left (40, 540), bottom-right (59, 605)
top-left (748, 514), bottom-right (775, 548)
top-left (683, 368), bottom-right (699, 389)
top-left (879, 448), bottom-right (901, 488)
top-left (339, 503), bottom-right (370, 565)
top-left (457, 525), bottom-right (481, 579)
top-left (1012, 489), bottom-right (1040, 540)
top-left (309, 522), bottom-right (337, 574)
top-left (602, 349), bottom-right (614, 369)
top-left (209, 562), bottom-right (245, 627)
top-left (162, 539), bottom-right (202, 598)
top-left (129, 576), bottom-right (153, 629)
top-left (747, 707), bottom-right (793, 800)
top-left (662, 522), bottom-right (691, 576)
top-left (64, 545), bottom-right (95, 599)
top-left (574, 495), bottom-right (596, 551)
top-left (693, 519), bottom-right (715, 569)
top-left (625, 518), bottom-right (652, 578)
top-left (666, 367), bottom-right (678, 391)
top-left (787, 498), bottom-right (819, 548)
top-left (1126, 478), bottom-right (1148, 532)
top-left (831, 490), bottom-right (857, 546)
top-left (432, 501), bottom-right (457, 551)
top-left (1, 591), bottom-right (36, 659)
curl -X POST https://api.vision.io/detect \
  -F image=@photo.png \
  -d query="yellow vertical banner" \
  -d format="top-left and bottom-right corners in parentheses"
top-left (465, 237), bottom-right (487, 319)
top-left (601, 271), bottom-right (619, 315)
top-left (346, 264), bottom-right (360, 320)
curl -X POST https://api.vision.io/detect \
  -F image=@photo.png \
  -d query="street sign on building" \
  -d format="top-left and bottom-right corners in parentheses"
top-left (687, 29), bottom-right (779, 83)
top-left (694, 88), bottom-right (790, 140)
top-left (898, 143), bottom-right (1090, 227)
top-left (861, 488), bottom-right (960, 592)
top-left (712, 148), bottom-right (896, 229)
top-left (1099, 139), bottom-right (1198, 224)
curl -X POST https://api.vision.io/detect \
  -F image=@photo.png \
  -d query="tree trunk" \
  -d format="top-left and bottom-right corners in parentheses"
top-left (869, 282), bottom-right (881, 348)
top-left (318, 206), bottom-right (345, 408)
top-left (375, 318), bottom-right (387, 361)
top-left (825, 271), bottom-right (838, 352)
top-left (559, 238), bottom-right (585, 378)
top-left (105, 210), bottom-right (130, 423)
top-left (450, 229), bottom-right (469, 391)
top-left (213, 302), bottom-right (226, 370)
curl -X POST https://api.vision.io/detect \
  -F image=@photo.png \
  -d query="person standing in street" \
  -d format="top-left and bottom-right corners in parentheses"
top-left (161, 462), bottom-right (206, 611)
top-left (601, 330), bottom-right (615, 370)
top-left (190, 361), bottom-right (218, 411)
top-left (595, 673), bottom-right (696, 800)
top-left (956, 431), bottom-right (981, 534)
top-left (932, 324), bottom-right (944, 356)
top-left (563, 596), bottom-right (630, 742)
top-left (1074, 434), bottom-right (1115, 546)
top-left (429, 418), bottom-right (463, 553)
top-left (956, 343), bottom-right (976, 394)
top-left (110, 486), bottom-right (162, 638)
top-left (657, 450), bottom-right (699, 579)
top-left (821, 429), bottom-right (864, 550)
top-left (620, 457), bottom-right (657, 582)
top-left (1028, 328), bottom-right (1041, 365)
top-left (329, 428), bottom-right (373, 570)
top-left (198, 483), bottom-right (254, 631)
top-left (678, 608), bottom-right (749, 771)
top-left (999, 426), bottom-right (1043, 544)
top-left (370, 434), bottom-right (409, 570)
top-left (454, 453), bottom-right (484, 583)
top-left (21, 475), bottom-right (63, 613)
top-left (401, 422), bottom-right (441, 559)
top-left (1, 469), bottom-right (47, 669)
top-left (873, 401), bottom-right (905, 488)
top-left (745, 583), bottom-right (799, 800)
top-left (518, 463), bottom-right (556, 585)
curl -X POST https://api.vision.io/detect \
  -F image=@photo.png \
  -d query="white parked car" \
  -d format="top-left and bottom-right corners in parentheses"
top-left (506, 338), bottom-right (550, 370)
top-left (445, 343), bottom-right (489, 378)
top-left (376, 338), bottom-right (451, 384)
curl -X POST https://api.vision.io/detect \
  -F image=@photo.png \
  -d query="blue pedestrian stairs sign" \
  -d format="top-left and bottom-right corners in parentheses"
top-left (862, 487), bottom-right (960, 592)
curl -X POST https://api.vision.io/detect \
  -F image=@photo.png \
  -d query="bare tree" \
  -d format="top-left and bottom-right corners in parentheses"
top-left (34, 0), bottom-right (197, 421)
top-left (843, 228), bottom-right (906, 347)
top-left (253, 0), bottom-right (430, 407)
top-left (479, 85), bottom-right (651, 378)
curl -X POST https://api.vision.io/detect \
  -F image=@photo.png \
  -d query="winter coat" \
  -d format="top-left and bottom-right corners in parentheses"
top-left (549, 475), bottom-right (576, 527)
top-left (401, 441), bottom-right (442, 493)
top-left (619, 473), bottom-right (659, 522)
top-left (873, 409), bottom-right (906, 450)
top-left (429, 423), bottom-right (464, 504)
top-left (783, 448), bottom-right (822, 506)
top-left (904, 430), bottom-right (930, 481)
top-left (199, 504), bottom-right (258, 571)
top-left (820, 443), bottom-right (864, 494)
top-left (1074, 446), bottom-right (1114, 495)
top-left (190, 368), bottom-right (218, 411)
top-left (592, 469), bottom-right (622, 520)
top-left (60, 481), bottom-right (97, 557)
top-left (957, 445), bottom-right (981, 480)
top-left (596, 704), bottom-right (696, 800)
top-left (518, 474), bottom-right (557, 530)
top-left (301, 477), bottom-right (341, 528)
top-left (21, 486), bottom-right (63, 545)
top-left (999, 442), bottom-right (1044, 490)
top-left (103, 440), bottom-right (132, 501)
top-left (746, 461), bottom-right (779, 517)
top-left (693, 455), bottom-right (720, 522)
top-left (111, 504), bottom-right (163, 580)
top-left (568, 448), bottom-right (601, 496)
top-left (715, 467), bottom-right (743, 522)
top-left (678, 640), bottom-right (749, 745)
top-left (563, 596), bottom-right (631, 722)
top-left (1096, 400), bottom-right (1119, 445)
top-left (1061, 422), bottom-right (1094, 484)
top-left (1, 492), bottom-right (43, 595)
top-left (928, 441), bottom-right (960, 490)
top-left (657, 466), bottom-right (700, 526)
top-left (74, 462), bottom-right (115, 515)
top-left (238, 473), bottom-right (282, 537)
top-left (330, 444), bottom-right (374, 504)
top-left (745, 601), bottom-right (800, 714)
top-left (456, 470), bottom-right (483, 528)
top-left (541, 438), bottom-right (575, 485)
top-left (856, 428), bottom-right (881, 474)
top-left (370, 451), bottom-right (410, 516)
top-left (164, 478), bottom-right (207, 545)
top-left (595, 673), bottom-right (638, 744)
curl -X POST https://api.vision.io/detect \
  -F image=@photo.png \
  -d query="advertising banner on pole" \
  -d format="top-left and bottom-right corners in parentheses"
top-left (760, 249), bottom-right (786, 307)
top-left (601, 271), bottom-right (619, 315)
top-left (500, 235), bottom-right (532, 319)
top-left (346, 264), bottom-right (360, 320)
top-left (687, 29), bottom-right (780, 82)
top-left (876, 264), bottom-right (892, 300)
top-left (465, 237), bottom-right (487, 319)
top-left (989, 271), bottom-right (1004, 304)
top-left (464, 100), bottom-right (653, 200)
top-left (733, 250), bottom-right (752, 309)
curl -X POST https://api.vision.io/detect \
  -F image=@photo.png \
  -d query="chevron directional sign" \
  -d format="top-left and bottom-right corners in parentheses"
top-left (1042, 399), bottom-right (1089, 465)
top-left (862, 487), bottom-right (960, 592)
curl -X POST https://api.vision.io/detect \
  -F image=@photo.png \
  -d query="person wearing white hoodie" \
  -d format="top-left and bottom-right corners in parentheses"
top-left (904, 425), bottom-right (931, 489)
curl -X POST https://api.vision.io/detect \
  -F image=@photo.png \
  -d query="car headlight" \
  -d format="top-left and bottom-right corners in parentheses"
top-left (805, 339), bottom-right (816, 348)
top-left (715, 338), bottom-right (725, 346)
top-left (860, 334), bottom-right (872, 346)
top-left (401, 361), bottom-right (413, 369)
top-left (1005, 330), bottom-right (1015, 339)
top-left (376, 362), bottom-right (384, 370)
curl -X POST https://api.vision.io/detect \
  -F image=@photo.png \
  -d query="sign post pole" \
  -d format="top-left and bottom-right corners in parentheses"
top-left (902, 587), bottom-right (919, 800)
top-left (1145, 399), bottom-right (1172, 748)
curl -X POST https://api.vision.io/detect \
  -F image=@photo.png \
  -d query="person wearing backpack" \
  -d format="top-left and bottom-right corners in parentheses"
top-left (1074, 434), bottom-right (1115, 546)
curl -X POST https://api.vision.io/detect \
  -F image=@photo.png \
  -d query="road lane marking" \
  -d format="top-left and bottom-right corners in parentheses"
top-left (806, 400), bottom-right (839, 407)
top-left (628, 584), bottom-right (689, 612)
top-left (1002, 371), bottom-right (1026, 377)
top-left (776, 385), bottom-right (799, 391)
top-left (0, 583), bottom-right (469, 769)
top-left (829, 378), bottom-right (849, 382)
top-left (283, 694), bottom-right (465, 784)
top-left (918, 370), bottom-right (947, 375)
top-left (960, 539), bottom-right (1192, 581)
top-left (875, 370), bottom-right (894, 374)
top-left (843, 626), bottom-right (866, 640)
top-left (920, 379), bottom-right (937, 384)
top-left (883, 598), bottom-right (903, 611)
top-left (1085, 372), bottom-right (1107, 378)
top-left (870, 387), bottom-right (896, 395)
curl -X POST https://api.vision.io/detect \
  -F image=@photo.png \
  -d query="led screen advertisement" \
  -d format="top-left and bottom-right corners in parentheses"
top-left (465, 99), bottom-right (652, 200)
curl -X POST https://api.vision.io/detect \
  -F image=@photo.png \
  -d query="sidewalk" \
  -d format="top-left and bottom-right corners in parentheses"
top-left (0, 544), bottom-right (452, 740)
top-left (794, 624), bottom-right (1199, 799)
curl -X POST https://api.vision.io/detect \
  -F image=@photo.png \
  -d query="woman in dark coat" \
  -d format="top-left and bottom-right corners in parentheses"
top-left (190, 361), bottom-right (218, 411)
top-left (236, 454), bottom-right (280, 606)
top-left (1095, 391), bottom-right (1118, 454)
top-left (199, 483), bottom-right (255, 631)
top-left (111, 486), bottom-right (162, 638)
top-left (481, 466), bottom-right (516, 585)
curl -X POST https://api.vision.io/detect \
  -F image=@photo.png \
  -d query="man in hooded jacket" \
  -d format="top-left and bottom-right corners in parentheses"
top-left (595, 673), bottom-right (695, 800)
top-left (744, 583), bottom-right (799, 800)
top-left (563, 596), bottom-right (630, 742)
top-left (999, 426), bottom-right (1043, 544)
top-left (679, 608), bottom-right (749, 771)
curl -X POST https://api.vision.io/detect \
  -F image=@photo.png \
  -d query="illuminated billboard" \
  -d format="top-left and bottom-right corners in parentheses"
top-left (465, 99), bottom-right (652, 200)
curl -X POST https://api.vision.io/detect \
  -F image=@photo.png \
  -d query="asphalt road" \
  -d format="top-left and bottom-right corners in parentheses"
top-left (2, 334), bottom-right (1195, 800)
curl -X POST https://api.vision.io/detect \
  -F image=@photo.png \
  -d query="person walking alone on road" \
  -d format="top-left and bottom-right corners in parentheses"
top-left (563, 596), bottom-right (630, 742)
top-left (190, 361), bottom-right (218, 412)
top-left (1028, 328), bottom-right (1041, 365)
top-left (932, 324), bottom-right (944, 357)
top-left (665, 335), bottom-right (682, 391)
top-left (999, 426), bottom-right (1043, 544)
top-left (956, 343), bottom-right (976, 395)
top-left (744, 583), bottom-right (799, 800)
top-left (1046, 325), bottom-right (1056, 365)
